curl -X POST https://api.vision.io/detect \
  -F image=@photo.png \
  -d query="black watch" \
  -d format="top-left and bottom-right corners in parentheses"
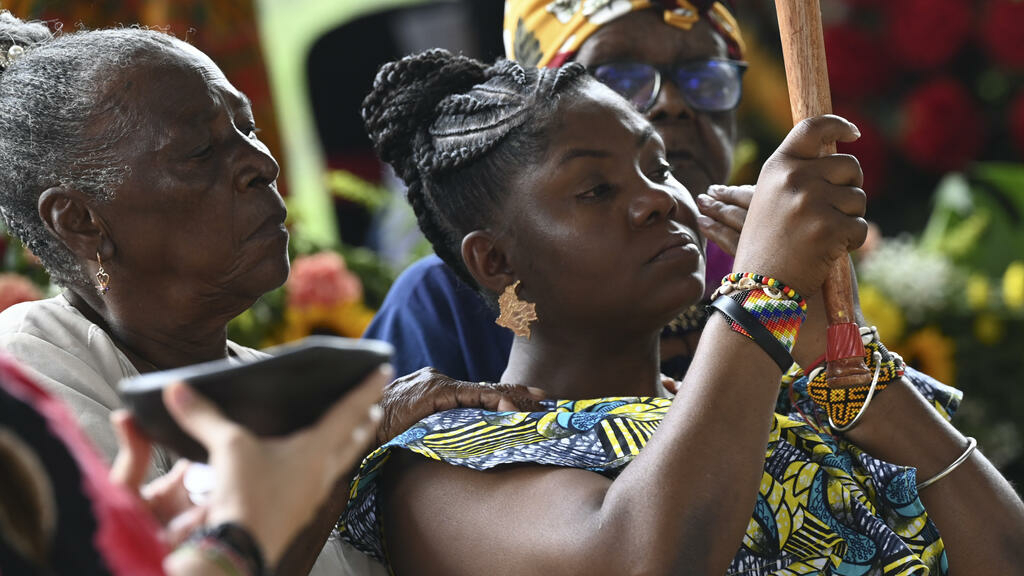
top-left (193, 522), bottom-right (267, 576)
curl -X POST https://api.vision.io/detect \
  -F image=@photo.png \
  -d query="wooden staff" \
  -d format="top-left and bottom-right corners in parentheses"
top-left (775, 1), bottom-right (871, 390)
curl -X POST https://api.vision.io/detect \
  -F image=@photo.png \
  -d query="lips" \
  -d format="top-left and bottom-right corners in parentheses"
top-left (649, 230), bottom-right (700, 263)
top-left (246, 208), bottom-right (288, 241)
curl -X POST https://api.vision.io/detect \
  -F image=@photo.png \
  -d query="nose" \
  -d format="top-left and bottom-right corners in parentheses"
top-left (646, 77), bottom-right (694, 122)
top-left (629, 181), bottom-right (679, 229)
top-left (234, 136), bottom-right (280, 193)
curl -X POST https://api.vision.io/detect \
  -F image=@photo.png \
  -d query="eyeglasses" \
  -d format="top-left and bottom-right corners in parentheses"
top-left (591, 59), bottom-right (747, 113)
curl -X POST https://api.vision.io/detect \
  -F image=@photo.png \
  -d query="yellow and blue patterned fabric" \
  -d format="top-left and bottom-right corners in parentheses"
top-left (504, 0), bottom-right (746, 68)
top-left (340, 367), bottom-right (961, 575)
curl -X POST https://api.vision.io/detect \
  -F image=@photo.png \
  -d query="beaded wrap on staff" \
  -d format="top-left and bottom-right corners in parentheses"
top-left (807, 326), bottom-right (905, 430)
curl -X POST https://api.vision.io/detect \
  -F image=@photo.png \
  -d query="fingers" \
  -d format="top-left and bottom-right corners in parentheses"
top-left (162, 505), bottom-right (207, 549)
top-left (697, 185), bottom-right (753, 257)
top-left (464, 383), bottom-right (546, 413)
top-left (163, 381), bottom-right (243, 452)
top-left (141, 459), bottom-right (194, 524)
top-left (706, 183), bottom-right (754, 209)
top-left (313, 364), bottom-right (390, 447)
top-left (376, 368), bottom-right (457, 444)
top-left (778, 115), bottom-right (860, 160)
top-left (320, 401), bottom-right (384, 481)
top-left (660, 375), bottom-right (681, 395)
top-left (844, 217), bottom-right (870, 252)
top-left (815, 154), bottom-right (863, 188)
top-left (697, 190), bottom-right (748, 230)
top-left (829, 185), bottom-right (867, 218)
top-left (376, 377), bottom-right (546, 443)
top-left (696, 214), bottom-right (740, 257)
top-left (109, 410), bottom-right (153, 491)
top-left (798, 180), bottom-right (867, 250)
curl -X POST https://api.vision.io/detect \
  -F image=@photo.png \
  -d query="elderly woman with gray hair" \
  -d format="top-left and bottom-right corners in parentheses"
top-left (0, 11), bottom-right (541, 575)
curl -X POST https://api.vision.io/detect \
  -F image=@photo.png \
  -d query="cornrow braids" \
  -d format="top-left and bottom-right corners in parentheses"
top-left (363, 49), bottom-right (588, 298)
top-left (0, 11), bottom-right (180, 287)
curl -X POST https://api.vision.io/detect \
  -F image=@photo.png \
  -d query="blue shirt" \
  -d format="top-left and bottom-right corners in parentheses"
top-left (364, 255), bottom-right (513, 381)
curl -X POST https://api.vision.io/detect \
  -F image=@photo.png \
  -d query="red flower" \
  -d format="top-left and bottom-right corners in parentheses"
top-left (1009, 90), bottom-right (1024, 158)
top-left (825, 25), bottom-right (890, 102)
top-left (884, 0), bottom-right (973, 70)
top-left (286, 251), bottom-right (363, 308)
top-left (834, 106), bottom-right (887, 199)
top-left (980, 0), bottom-right (1024, 70)
top-left (837, 0), bottom-right (887, 9)
top-left (0, 274), bottom-right (44, 313)
top-left (900, 77), bottom-right (984, 173)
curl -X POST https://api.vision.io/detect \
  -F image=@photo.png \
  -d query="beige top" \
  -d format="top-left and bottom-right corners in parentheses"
top-left (0, 294), bottom-right (265, 478)
top-left (0, 294), bottom-right (388, 574)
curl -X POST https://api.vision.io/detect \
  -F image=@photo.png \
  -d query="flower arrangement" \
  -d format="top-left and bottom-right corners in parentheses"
top-left (735, 1), bottom-right (1024, 236)
top-left (854, 163), bottom-right (1024, 479)
top-left (273, 250), bottom-right (376, 344)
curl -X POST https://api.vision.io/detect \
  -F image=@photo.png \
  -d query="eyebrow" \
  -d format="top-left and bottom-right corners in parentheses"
top-left (556, 124), bottom-right (657, 167)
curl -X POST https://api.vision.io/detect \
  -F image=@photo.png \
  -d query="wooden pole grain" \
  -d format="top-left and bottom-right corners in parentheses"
top-left (775, 1), bottom-right (871, 388)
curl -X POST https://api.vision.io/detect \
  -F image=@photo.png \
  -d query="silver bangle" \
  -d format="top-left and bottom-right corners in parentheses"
top-left (916, 436), bottom-right (977, 492)
top-left (827, 350), bottom-right (882, 432)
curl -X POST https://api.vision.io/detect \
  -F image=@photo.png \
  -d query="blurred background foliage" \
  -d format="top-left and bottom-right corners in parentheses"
top-left (1, 0), bottom-right (1021, 483)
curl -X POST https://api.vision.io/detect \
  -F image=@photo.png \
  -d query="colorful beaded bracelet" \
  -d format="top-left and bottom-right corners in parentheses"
top-left (709, 274), bottom-right (806, 372)
top-left (179, 523), bottom-right (266, 576)
top-left (715, 272), bottom-right (808, 313)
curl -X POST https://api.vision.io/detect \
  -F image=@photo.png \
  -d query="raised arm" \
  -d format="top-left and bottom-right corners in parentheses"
top-left (703, 172), bottom-right (1024, 572)
top-left (382, 116), bottom-right (868, 575)
top-left (843, 376), bottom-right (1024, 571)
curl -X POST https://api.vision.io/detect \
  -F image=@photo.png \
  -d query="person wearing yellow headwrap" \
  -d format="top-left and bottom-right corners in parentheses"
top-left (504, 0), bottom-right (745, 68)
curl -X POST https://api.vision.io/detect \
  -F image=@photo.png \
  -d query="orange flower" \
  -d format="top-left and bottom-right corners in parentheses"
top-left (893, 326), bottom-right (956, 387)
top-left (272, 302), bottom-right (376, 345)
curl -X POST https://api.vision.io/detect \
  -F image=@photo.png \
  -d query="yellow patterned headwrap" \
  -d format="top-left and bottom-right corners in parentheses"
top-left (504, 0), bottom-right (745, 68)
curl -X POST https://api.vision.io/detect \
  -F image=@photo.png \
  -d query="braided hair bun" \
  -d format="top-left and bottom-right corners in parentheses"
top-left (362, 49), bottom-right (488, 184)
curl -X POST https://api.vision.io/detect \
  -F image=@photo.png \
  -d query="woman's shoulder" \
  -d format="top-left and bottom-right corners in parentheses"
top-left (0, 294), bottom-right (122, 368)
top-left (0, 295), bottom-right (132, 410)
top-left (0, 294), bottom-right (80, 336)
top-left (0, 295), bottom-right (102, 362)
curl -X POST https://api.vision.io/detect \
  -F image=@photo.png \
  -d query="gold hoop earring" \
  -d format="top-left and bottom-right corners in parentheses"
top-left (95, 252), bottom-right (110, 295)
top-left (495, 280), bottom-right (538, 339)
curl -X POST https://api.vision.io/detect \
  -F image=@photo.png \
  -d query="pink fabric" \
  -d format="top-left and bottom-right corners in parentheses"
top-left (0, 353), bottom-right (168, 575)
top-left (704, 239), bottom-right (734, 299)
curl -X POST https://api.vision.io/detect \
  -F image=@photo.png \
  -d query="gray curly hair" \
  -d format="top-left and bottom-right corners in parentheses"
top-left (0, 11), bottom-right (180, 287)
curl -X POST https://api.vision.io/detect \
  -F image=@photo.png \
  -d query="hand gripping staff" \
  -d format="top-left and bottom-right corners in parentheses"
top-left (775, 1), bottom-right (873, 406)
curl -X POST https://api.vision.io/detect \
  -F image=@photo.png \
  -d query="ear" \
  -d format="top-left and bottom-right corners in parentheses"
top-left (37, 187), bottom-right (109, 261)
top-left (461, 230), bottom-right (515, 294)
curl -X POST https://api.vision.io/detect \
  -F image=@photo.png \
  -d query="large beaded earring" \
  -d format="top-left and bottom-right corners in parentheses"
top-left (495, 280), bottom-right (538, 339)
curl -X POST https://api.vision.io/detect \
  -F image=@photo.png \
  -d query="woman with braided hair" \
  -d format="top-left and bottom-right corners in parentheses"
top-left (366, 0), bottom-right (749, 383)
top-left (0, 11), bottom-right (544, 575)
top-left (340, 49), bottom-right (1024, 575)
